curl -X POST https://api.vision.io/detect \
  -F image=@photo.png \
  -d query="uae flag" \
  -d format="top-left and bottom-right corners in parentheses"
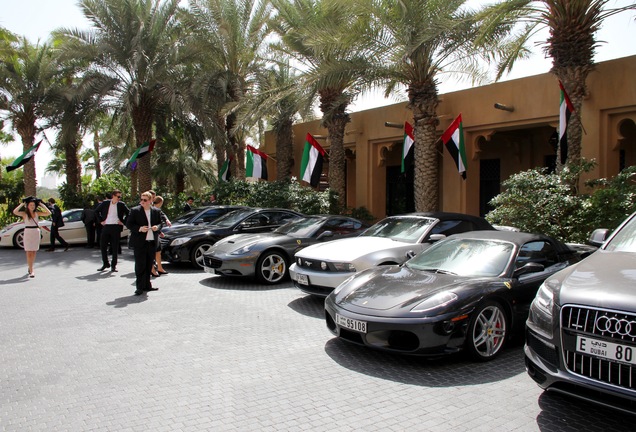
top-left (300, 133), bottom-right (326, 187)
top-left (127, 139), bottom-right (156, 170)
top-left (441, 114), bottom-right (467, 179)
top-left (218, 157), bottom-right (231, 182)
top-left (401, 121), bottom-right (414, 173)
top-left (6, 141), bottom-right (42, 172)
top-left (246, 145), bottom-right (268, 180)
top-left (558, 81), bottom-right (575, 165)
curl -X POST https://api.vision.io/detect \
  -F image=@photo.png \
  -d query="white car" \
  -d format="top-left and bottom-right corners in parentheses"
top-left (289, 212), bottom-right (496, 297)
top-left (0, 208), bottom-right (129, 249)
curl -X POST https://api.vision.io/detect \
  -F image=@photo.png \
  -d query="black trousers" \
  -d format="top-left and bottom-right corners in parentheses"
top-left (133, 241), bottom-right (156, 293)
top-left (84, 223), bottom-right (96, 247)
top-left (101, 225), bottom-right (121, 267)
top-left (50, 224), bottom-right (68, 248)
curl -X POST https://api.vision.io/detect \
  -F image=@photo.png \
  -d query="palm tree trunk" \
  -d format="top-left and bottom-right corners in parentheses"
top-left (409, 82), bottom-right (440, 212)
top-left (17, 117), bottom-right (38, 197)
top-left (93, 129), bottom-right (102, 178)
top-left (132, 103), bottom-right (154, 193)
top-left (276, 118), bottom-right (294, 180)
top-left (554, 69), bottom-right (589, 170)
top-left (64, 134), bottom-right (82, 194)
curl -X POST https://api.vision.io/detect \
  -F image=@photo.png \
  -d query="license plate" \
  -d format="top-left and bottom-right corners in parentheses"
top-left (576, 336), bottom-right (636, 365)
top-left (336, 314), bottom-right (367, 333)
top-left (296, 273), bottom-right (309, 285)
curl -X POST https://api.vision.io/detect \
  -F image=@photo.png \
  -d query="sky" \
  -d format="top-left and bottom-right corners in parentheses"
top-left (1, 0), bottom-right (635, 178)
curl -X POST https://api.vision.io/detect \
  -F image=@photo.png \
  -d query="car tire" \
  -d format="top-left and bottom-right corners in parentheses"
top-left (256, 250), bottom-right (289, 284)
top-left (13, 229), bottom-right (25, 249)
top-left (191, 241), bottom-right (215, 269)
top-left (465, 300), bottom-right (508, 362)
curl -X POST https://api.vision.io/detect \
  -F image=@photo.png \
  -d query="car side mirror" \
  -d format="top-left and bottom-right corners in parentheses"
top-left (588, 228), bottom-right (610, 247)
top-left (317, 230), bottom-right (333, 240)
top-left (428, 234), bottom-right (446, 242)
top-left (514, 262), bottom-right (544, 277)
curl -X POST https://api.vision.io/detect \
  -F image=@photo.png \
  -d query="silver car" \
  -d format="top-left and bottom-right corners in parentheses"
top-left (289, 212), bottom-right (495, 297)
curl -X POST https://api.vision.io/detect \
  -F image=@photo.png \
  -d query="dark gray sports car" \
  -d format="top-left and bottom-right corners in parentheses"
top-left (325, 231), bottom-right (592, 361)
top-left (202, 215), bottom-right (368, 284)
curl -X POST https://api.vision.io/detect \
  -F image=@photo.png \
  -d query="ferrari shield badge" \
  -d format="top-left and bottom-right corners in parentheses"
top-left (504, 282), bottom-right (512, 289)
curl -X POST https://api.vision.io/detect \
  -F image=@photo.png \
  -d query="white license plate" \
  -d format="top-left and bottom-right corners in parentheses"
top-left (576, 336), bottom-right (636, 365)
top-left (296, 273), bottom-right (309, 285)
top-left (336, 314), bottom-right (367, 333)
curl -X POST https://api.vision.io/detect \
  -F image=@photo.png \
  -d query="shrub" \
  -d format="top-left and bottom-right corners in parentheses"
top-left (486, 161), bottom-right (636, 243)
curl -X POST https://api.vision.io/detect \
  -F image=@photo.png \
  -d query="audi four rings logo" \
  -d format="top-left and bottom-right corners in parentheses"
top-left (595, 316), bottom-right (636, 337)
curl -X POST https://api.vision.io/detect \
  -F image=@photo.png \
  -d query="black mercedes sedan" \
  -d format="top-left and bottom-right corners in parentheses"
top-left (325, 231), bottom-right (591, 361)
top-left (160, 208), bottom-right (303, 269)
top-left (168, 205), bottom-right (248, 229)
top-left (202, 215), bottom-right (368, 284)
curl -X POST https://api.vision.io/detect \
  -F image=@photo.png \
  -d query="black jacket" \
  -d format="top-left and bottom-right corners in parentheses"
top-left (95, 200), bottom-right (129, 230)
top-left (51, 204), bottom-right (65, 228)
top-left (126, 205), bottom-right (163, 248)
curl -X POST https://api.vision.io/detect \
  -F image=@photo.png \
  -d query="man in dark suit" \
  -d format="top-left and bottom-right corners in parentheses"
top-left (183, 196), bottom-right (194, 213)
top-left (126, 191), bottom-right (163, 295)
top-left (81, 203), bottom-right (96, 248)
top-left (94, 189), bottom-right (129, 272)
top-left (45, 198), bottom-right (69, 252)
top-left (93, 196), bottom-right (104, 248)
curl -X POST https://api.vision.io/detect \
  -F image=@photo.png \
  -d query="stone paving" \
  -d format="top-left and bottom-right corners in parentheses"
top-left (0, 246), bottom-right (634, 431)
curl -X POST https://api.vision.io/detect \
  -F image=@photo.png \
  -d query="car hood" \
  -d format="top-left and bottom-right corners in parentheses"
top-left (210, 233), bottom-right (283, 253)
top-left (557, 250), bottom-right (636, 310)
top-left (335, 265), bottom-right (489, 311)
top-left (296, 236), bottom-right (411, 261)
top-left (162, 224), bottom-right (220, 238)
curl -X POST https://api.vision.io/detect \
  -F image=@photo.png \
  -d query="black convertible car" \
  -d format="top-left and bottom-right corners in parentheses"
top-left (325, 231), bottom-right (592, 361)
top-left (202, 215), bottom-right (368, 284)
top-left (161, 208), bottom-right (303, 268)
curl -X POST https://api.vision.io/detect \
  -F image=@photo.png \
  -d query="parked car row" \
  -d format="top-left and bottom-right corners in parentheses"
top-left (4, 202), bottom-right (635, 412)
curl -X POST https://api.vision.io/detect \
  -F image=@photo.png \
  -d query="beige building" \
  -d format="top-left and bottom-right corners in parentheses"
top-left (263, 55), bottom-right (636, 220)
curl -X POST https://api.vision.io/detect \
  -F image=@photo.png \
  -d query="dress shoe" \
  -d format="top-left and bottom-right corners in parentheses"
top-left (45, 248), bottom-right (54, 252)
top-left (111, 267), bottom-right (118, 272)
top-left (151, 271), bottom-right (160, 277)
top-left (64, 245), bottom-right (70, 251)
top-left (145, 287), bottom-right (159, 291)
top-left (158, 270), bottom-right (169, 275)
top-left (98, 265), bottom-right (110, 271)
top-left (134, 291), bottom-right (143, 296)
top-left (29, 272), bottom-right (35, 278)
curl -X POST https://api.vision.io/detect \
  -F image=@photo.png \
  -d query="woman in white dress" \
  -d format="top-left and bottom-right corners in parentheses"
top-left (13, 198), bottom-right (52, 278)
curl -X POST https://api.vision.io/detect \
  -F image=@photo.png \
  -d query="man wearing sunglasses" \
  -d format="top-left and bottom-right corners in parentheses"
top-left (126, 191), bottom-right (163, 296)
top-left (95, 189), bottom-right (129, 272)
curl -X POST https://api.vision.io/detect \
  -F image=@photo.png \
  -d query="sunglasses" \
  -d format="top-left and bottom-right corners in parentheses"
top-left (114, 195), bottom-right (122, 198)
top-left (141, 198), bottom-right (150, 202)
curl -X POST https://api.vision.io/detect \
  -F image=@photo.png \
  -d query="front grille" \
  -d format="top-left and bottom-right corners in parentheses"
top-left (561, 305), bottom-right (636, 392)
top-left (204, 256), bottom-right (222, 268)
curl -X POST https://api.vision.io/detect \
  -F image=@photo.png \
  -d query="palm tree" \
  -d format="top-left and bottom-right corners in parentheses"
top-left (249, 60), bottom-right (315, 180)
top-left (45, 70), bottom-right (115, 193)
top-left (58, 0), bottom-right (184, 193)
top-left (362, 0), bottom-right (496, 211)
top-left (184, 0), bottom-right (273, 180)
top-left (479, 0), bottom-right (636, 168)
top-left (0, 36), bottom-right (59, 196)
top-left (270, 0), bottom-right (377, 207)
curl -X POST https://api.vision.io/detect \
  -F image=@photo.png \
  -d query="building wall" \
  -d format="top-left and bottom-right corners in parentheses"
top-left (263, 55), bottom-right (636, 220)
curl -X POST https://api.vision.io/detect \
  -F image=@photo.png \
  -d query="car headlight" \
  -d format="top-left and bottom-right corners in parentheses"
top-left (410, 292), bottom-right (458, 313)
top-left (170, 237), bottom-right (192, 246)
top-left (330, 262), bottom-right (356, 272)
top-left (528, 279), bottom-right (558, 338)
top-left (230, 242), bottom-right (258, 255)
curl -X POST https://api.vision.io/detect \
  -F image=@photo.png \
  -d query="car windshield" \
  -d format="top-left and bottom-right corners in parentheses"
top-left (605, 215), bottom-right (636, 252)
top-left (173, 209), bottom-right (200, 224)
top-left (406, 238), bottom-right (514, 277)
top-left (273, 217), bottom-right (324, 237)
top-left (360, 217), bottom-right (435, 243)
top-left (210, 209), bottom-right (255, 227)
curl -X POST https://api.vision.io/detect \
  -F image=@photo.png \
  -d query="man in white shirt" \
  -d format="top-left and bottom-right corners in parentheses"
top-left (94, 190), bottom-right (129, 272)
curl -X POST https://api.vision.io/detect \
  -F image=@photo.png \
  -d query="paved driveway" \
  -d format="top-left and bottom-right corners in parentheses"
top-left (0, 246), bottom-right (633, 431)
